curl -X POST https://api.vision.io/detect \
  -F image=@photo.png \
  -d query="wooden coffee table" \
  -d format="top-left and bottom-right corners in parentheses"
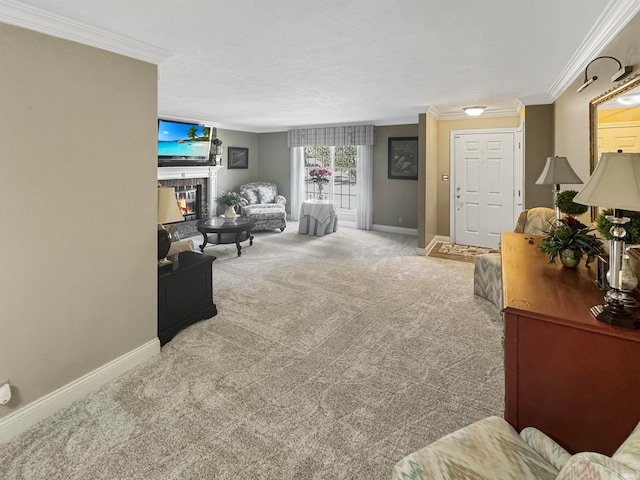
top-left (196, 216), bottom-right (257, 257)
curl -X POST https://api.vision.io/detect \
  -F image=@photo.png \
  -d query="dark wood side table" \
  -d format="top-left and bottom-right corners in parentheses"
top-left (158, 251), bottom-right (217, 346)
top-left (501, 231), bottom-right (640, 455)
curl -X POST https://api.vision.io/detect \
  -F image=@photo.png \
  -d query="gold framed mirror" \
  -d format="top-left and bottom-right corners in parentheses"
top-left (589, 73), bottom-right (640, 173)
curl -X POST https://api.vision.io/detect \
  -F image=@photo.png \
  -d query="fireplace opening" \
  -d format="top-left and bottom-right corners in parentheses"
top-left (175, 185), bottom-right (201, 221)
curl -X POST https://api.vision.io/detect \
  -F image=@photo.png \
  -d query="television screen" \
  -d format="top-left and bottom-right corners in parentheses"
top-left (157, 119), bottom-right (212, 165)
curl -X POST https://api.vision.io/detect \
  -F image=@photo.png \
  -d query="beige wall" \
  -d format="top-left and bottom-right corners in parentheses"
top-left (524, 105), bottom-right (555, 209)
top-left (555, 12), bottom-right (640, 189)
top-left (373, 124), bottom-right (419, 228)
top-left (0, 24), bottom-right (157, 418)
top-left (435, 116), bottom-right (521, 236)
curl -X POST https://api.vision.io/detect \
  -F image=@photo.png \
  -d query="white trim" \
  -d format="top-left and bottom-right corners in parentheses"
top-left (372, 224), bottom-right (418, 236)
top-left (425, 235), bottom-right (452, 254)
top-left (547, 0), bottom-right (640, 101)
top-left (0, 0), bottom-right (171, 64)
top-left (0, 339), bottom-right (160, 443)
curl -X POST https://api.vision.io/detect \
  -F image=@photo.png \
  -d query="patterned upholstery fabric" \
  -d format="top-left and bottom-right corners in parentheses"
top-left (239, 183), bottom-right (287, 231)
top-left (473, 254), bottom-right (502, 308)
top-left (613, 421), bottom-right (640, 471)
top-left (520, 427), bottom-right (571, 471)
top-left (393, 417), bottom-right (640, 480)
top-left (241, 185), bottom-right (259, 205)
top-left (392, 417), bottom-right (559, 480)
top-left (557, 452), bottom-right (640, 479)
top-left (473, 207), bottom-right (555, 309)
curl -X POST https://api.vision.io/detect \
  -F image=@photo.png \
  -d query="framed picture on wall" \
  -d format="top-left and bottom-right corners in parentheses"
top-left (228, 147), bottom-right (249, 169)
top-left (388, 137), bottom-right (418, 180)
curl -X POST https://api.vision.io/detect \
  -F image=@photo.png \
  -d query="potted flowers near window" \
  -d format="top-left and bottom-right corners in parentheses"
top-left (309, 168), bottom-right (332, 200)
top-left (215, 191), bottom-right (243, 218)
top-left (540, 215), bottom-right (604, 268)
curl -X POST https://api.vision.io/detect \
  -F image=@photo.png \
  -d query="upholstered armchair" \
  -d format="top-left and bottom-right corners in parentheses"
top-left (474, 207), bottom-right (555, 308)
top-left (392, 416), bottom-right (640, 480)
top-left (239, 182), bottom-right (287, 231)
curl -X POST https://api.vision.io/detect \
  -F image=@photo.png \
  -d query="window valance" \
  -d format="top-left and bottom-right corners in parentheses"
top-left (287, 125), bottom-right (376, 147)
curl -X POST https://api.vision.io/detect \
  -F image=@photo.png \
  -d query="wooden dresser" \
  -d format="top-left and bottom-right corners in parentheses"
top-left (501, 231), bottom-right (640, 455)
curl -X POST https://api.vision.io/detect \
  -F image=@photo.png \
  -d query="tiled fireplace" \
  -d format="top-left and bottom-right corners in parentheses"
top-left (158, 166), bottom-right (222, 238)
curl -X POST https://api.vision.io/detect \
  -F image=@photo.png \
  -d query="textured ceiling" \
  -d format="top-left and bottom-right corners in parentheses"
top-left (5, 0), bottom-right (620, 131)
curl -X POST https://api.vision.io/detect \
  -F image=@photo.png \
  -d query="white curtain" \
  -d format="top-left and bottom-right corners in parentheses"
top-left (356, 145), bottom-right (373, 230)
top-left (290, 147), bottom-right (305, 221)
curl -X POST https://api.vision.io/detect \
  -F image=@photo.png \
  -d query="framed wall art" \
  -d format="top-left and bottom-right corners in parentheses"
top-left (228, 147), bottom-right (249, 169)
top-left (388, 137), bottom-right (418, 180)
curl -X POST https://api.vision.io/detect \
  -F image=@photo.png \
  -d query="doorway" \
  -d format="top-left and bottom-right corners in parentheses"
top-left (450, 129), bottom-right (521, 248)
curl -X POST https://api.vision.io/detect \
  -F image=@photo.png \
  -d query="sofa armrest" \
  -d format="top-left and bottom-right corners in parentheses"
top-left (557, 452), bottom-right (640, 480)
top-left (520, 427), bottom-right (571, 470)
top-left (275, 195), bottom-right (286, 205)
top-left (392, 417), bottom-right (559, 480)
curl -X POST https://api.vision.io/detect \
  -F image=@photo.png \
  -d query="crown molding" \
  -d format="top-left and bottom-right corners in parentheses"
top-left (0, 0), bottom-right (170, 64)
top-left (547, 0), bottom-right (640, 101)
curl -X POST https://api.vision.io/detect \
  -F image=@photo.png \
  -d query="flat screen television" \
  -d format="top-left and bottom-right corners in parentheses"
top-left (157, 119), bottom-right (212, 166)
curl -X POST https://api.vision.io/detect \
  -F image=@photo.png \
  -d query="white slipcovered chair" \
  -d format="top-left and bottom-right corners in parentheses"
top-left (392, 415), bottom-right (640, 479)
top-left (473, 207), bottom-right (555, 308)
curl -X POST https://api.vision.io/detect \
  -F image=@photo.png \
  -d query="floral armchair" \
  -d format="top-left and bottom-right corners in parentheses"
top-left (239, 182), bottom-right (287, 232)
top-left (392, 416), bottom-right (640, 479)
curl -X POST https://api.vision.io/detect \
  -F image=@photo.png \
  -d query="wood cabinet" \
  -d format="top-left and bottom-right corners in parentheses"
top-left (501, 232), bottom-right (640, 455)
top-left (158, 251), bottom-right (217, 346)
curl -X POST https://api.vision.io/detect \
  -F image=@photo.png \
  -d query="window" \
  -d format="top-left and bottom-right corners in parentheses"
top-left (304, 146), bottom-right (357, 209)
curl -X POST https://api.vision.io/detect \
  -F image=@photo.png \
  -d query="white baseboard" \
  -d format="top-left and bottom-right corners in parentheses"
top-left (372, 224), bottom-right (418, 236)
top-left (425, 235), bottom-right (451, 255)
top-left (0, 338), bottom-right (160, 443)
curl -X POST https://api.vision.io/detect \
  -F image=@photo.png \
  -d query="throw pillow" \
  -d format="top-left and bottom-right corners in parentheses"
top-left (257, 185), bottom-right (276, 204)
top-left (243, 188), bottom-right (259, 204)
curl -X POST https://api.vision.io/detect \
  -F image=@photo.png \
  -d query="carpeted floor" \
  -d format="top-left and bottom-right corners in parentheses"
top-left (0, 224), bottom-right (503, 480)
top-left (427, 241), bottom-right (495, 263)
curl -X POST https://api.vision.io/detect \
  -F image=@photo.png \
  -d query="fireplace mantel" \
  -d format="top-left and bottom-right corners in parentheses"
top-left (157, 165), bottom-right (223, 219)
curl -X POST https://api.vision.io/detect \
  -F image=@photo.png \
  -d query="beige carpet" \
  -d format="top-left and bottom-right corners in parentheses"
top-left (427, 242), bottom-right (494, 263)
top-left (0, 224), bottom-right (503, 479)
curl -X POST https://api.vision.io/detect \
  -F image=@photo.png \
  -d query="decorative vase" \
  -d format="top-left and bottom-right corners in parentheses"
top-left (317, 183), bottom-right (324, 201)
top-left (224, 205), bottom-right (236, 218)
top-left (560, 248), bottom-right (581, 268)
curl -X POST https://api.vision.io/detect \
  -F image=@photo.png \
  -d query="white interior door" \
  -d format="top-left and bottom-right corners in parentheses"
top-left (453, 131), bottom-right (515, 248)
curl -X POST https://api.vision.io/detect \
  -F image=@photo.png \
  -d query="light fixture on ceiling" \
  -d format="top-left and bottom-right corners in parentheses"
top-left (576, 56), bottom-right (633, 93)
top-left (463, 106), bottom-right (485, 117)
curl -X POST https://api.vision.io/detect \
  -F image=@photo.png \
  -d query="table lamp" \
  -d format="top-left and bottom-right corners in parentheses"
top-left (574, 151), bottom-right (640, 328)
top-left (535, 156), bottom-right (583, 222)
top-left (158, 186), bottom-right (184, 265)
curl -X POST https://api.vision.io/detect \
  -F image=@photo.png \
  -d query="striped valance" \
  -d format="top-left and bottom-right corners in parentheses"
top-left (287, 125), bottom-right (376, 147)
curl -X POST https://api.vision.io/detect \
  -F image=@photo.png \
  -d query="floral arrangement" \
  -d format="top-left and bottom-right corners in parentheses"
top-left (540, 215), bottom-right (603, 267)
top-left (215, 191), bottom-right (243, 207)
top-left (309, 168), bottom-right (332, 185)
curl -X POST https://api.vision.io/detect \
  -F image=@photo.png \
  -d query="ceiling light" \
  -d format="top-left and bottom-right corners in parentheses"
top-left (576, 56), bottom-right (633, 93)
top-left (617, 95), bottom-right (640, 106)
top-left (463, 106), bottom-right (485, 117)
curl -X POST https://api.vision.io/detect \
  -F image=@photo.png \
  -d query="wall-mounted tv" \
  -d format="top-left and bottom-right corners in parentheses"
top-left (158, 119), bottom-right (212, 166)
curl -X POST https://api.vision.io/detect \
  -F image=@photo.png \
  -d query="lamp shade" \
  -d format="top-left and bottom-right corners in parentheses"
top-left (157, 186), bottom-right (184, 224)
top-left (535, 156), bottom-right (583, 185)
top-left (573, 152), bottom-right (640, 210)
